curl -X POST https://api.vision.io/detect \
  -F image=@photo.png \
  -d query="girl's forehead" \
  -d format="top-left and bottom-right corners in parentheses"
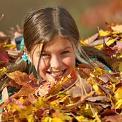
top-left (43, 36), bottom-right (73, 52)
top-left (30, 36), bottom-right (75, 55)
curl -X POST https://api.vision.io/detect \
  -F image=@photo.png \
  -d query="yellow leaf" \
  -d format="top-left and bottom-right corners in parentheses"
top-left (3, 44), bottom-right (16, 49)
top-left (95, 44), bottom-right (103, 50)
top-left (27, 114), bottom-right (35, 122)
top-left (50, 100), bottom-right (61, 109)
top-left (93, 112), bottom-right (101, 122)
top-left (35, 97), bottom-right (45, 108)
top-left (119, 62), bottom-right (122, 72)
top-left (76, 116), bottom-right (92, 122)
top-left (0, 67), bottom-right (7, 77)
top-left (75, 116), bottom-right (85, 121)
top-left (6, 104), bottom-right (12, 111)
top-left (118, 54), bottom-right (122, 59)
top-left (7, 103), bottom-right (21, 112)
top-left (115, 99), bottom-right (122, 109)
top-left (111, 25), bottom-right (122, 33)
top-left (80, 40), bottom-right (87, 46)
top-left (83, 104), bottom-right (93, 117)
top-left (42, 117), bottom-right (52, 122)
top-left (114, 87), bottom-right (122, 100)
top-left (106, 39), bottom-right (116, 46)
top-left (52, 117), bottom-right (64, 122)
top-left (93, 84), bottom-right (104, 95)
top-left (19, 105), bottom-right (35, 119)
top-left (93, 67), bottom-right (105, 77)
top-left (99, 30), bottom-right (110, 37)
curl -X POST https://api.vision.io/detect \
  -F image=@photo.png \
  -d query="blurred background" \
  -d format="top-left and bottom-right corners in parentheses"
top-left (0, 0), bottom-right (122, 38)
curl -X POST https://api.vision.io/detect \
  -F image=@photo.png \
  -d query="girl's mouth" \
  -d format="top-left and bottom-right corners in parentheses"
top-left (46, 69), bottom-right (67, 80)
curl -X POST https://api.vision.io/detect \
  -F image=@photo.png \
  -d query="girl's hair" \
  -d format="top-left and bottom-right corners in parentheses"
top-left (24, 7), bottom-right (79, 51)
top-left (23, 7), bottom-right (94, 68)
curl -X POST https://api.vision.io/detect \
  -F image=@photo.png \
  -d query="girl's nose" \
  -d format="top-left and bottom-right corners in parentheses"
top-left (50, 55), bottom-right (62, 69)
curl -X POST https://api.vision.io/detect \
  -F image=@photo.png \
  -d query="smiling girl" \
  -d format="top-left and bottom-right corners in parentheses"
top-left (23, 7), bottom-right (93, 96)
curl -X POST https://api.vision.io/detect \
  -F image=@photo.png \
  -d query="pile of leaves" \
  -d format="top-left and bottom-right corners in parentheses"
top-left (83, 24), bottom-right (122, 72)
top-left (0, 25), bottom-right (122, 122)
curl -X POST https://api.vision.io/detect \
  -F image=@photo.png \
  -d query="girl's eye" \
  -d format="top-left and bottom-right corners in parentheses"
top-left (61, 50), bottom-right (70, 55)
top-left (41, 53), bottom-right (50, 58)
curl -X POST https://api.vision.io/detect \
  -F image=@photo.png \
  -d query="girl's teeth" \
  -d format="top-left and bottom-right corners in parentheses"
top-left (51, 71), bottom-right (63, 77)
top-left (46, 69), bottom-right (67, 79)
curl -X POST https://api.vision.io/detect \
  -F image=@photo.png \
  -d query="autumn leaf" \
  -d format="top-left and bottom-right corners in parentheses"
top-left (111, 25), bottom-right (122, 33)
top-left (99, 29), bottom-right (110, 37)
top-left (12, 85), bottom-right (35, 98)
top-left (51, 117), bottom-right (64, 122)
top-left (119, 62), bottom-right (122, 72)
top-left (0, 67), bottom-right (7, 78)
top-left (2, 87), bottom-right (9, 102)
top-left (103, 114), bottom-right (122, 122)
top-left (93, 84), bottom-right (104, 95)
top-left (48, 68), bottom-right (77, 95)
top-left (0, 50), bottom-right (9, 66)
top-left (115, 99), bottom-right (122, 109)
top-left (34, 97), bottom-right (46, 108)
top-left (1, 24), bottom-right (122, 121)
top-left (114, 87), bottom-right (122, 101)
top-left (26, 114), bottom-right (35, 122)
top-left (42, 117), bottom-right (52, 122)
top-left (7, 71), bottom-right (30, 86)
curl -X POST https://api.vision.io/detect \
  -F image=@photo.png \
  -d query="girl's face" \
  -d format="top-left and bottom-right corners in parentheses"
top-left (30, 36), bottom-right (76, 82)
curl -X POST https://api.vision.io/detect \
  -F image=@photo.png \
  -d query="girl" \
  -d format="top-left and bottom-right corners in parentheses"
top-left (23, 7), bottom-right (93, 97)
top-left (1, 7), bottom-right (121, 122)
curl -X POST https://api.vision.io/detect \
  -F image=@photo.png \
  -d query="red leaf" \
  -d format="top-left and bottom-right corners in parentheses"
top-left (0, 50), bottom-right (9, 65)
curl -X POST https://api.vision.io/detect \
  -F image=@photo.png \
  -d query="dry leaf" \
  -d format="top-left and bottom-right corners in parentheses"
top-left (111, 25), bottom-right (122, 33)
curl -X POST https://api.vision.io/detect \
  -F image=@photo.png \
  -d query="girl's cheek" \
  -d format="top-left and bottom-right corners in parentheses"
top-left (38, 61), bottom-right (47, 80)
top-left (63, 57), bottom-right (75, 66)
top-left (39, 59), bottom-right (49, 72)
top-left (39, 68), bottom-right (46, 80)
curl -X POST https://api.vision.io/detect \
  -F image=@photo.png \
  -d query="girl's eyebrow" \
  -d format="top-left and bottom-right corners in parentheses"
top-left (41, 46), bottom-right (73, 53)
top-left (58, 46), bottom-right (73, 52)
top-left (65, 46), bottom-right (72, 49)
top-left (41, 51), bottom-right (48, 54)
top-left (62, 46), bottom-right (73, 51)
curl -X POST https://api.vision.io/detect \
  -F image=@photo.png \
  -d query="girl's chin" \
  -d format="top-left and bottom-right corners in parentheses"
top-left (46, 73), bottom-right (69, 84)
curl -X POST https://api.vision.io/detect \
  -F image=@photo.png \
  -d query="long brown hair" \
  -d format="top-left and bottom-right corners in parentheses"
top-left (23, 7), bottom-right (80, 52)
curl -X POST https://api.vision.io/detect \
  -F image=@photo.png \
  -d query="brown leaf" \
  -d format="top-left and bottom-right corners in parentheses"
top-left (7, 71), bottom-right (30, 86)
top-left (65, 91), bottom-right (94, 109)
top-left (103, 114), bottom-right (122, 122)
top-left (87, 96), bottom-right (109, 102)
top-left (0, 50), bottom-right (9, 66)
top-left (11, 85), bottom-right (36, 98)
top-left (48, 68), bottom-right (77, 95)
